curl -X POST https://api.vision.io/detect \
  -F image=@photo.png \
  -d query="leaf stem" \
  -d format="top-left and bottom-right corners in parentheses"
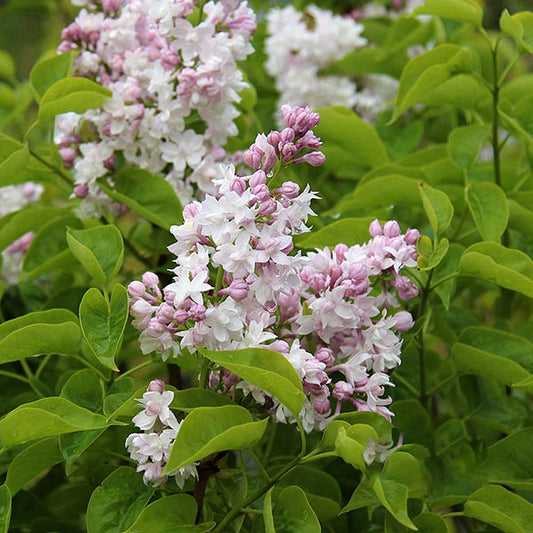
top-left (0, 369), bottom-right (30, 384)
top-left (247, 449), bottom-right (271, 482)
top-left (28, 148), bottom-right (74, 186)
top-left (429, 272), bottom-right (460, 291)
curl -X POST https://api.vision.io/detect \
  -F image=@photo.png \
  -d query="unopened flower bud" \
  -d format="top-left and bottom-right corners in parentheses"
top-left (147, 379), bottom-right (166, 393)
top-left (404, 228), bottom-right (420, 245)
top-left (383, 220), bottom-right (401, 238)
top-left (369, 219), bottom-right (383, 237)
top-left (393, 311), bottom-right (414, 332)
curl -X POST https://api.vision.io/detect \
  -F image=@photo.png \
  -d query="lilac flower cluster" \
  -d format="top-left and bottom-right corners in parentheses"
top-left (55, 0), bottom-right (256, 213)
top-left (128, 105), bottom-right (419, 437)
top-left (126, 379), bottom-right (198, 486)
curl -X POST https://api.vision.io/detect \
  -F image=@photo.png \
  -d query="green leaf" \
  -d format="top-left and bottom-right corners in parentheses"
top-left (421, 74), bottom-right (491, 115)
top-left (419, 183), bottom-right (454, 237)
top-left (432, 243), bottom-right (463, 309)
top-left (512, 12), bottom-right (533, 53)
top-left (315, 106), bottom-right (388, 172)
top-left (0, 485), bottom-right (10, 533)
top-left (412, 0), bottom-right (483, 26)
top-left (39, 77), bottom-right (111, 121)
top-left (59, 429), bottom-right (106, 475)
top-left (67, 225), bottom-right (124, 287)
top-left (392, 400), bottom-right (432, 447)
top-left (264, 489), bottom-right (275, 533)
top-left (341, 476), bottom-right (378, 514)
top-left (79, 285), bottom-right (129, 371)
top-left (272, 486), bottom-right (321, 533)
top-left (198, 347), bottom-right (305, 418)
top-left (500, 10), bottom-right (524, 40)
top-left (0, 309), bottom-right (81, 364)
top-left (392, 45), bottom-right (473, 121)
top-left (98, 167), bottom-right (182, 230)
top-left (417, 236), bottom-right (449, 271)
top-left (413, 513), bottom-right (448, 533)
top-left (459, 242), bottom-right (533, 297)
top-left (336, 411), bottom-right (393, 442)
top-left (0, 397), bottom-right (110, 449)
top-left (295, 217), bottom-right (374, 249)
top-left (434, 419), bottom-right (469, 456)
top-left (0, 145), bottom-right (29, 188)
top-left (86, 467), bottom-right (154, 533)
top-left (335, 425), bottom-right (379, 472)
top-left (335, 176), bottom-right (422, 215)
top-left (5, 438), bottom-right (63, 496)
top-left (466, 182), bottom-right (509, 242)
top-left (326, 48), bottom-right (406, 79)
top-left (277, 467), bottom-right (342, 522)
top-left (30, 52), bottom-right (75, 99)
top-left (479, 429), bottom-right (533, 490)
top-left (171, 388), bottom-right (234, 411)
top-left (0, 207), bottom-right (69, 252)
top-left (61, 368), bottom-right (104, 411)
top-left (382, 452), bottom-right (428, 499)
top-left (373, 478), bottom-right (416, 530)
top-left (123, 494), bottom-right (215, 533)
top-left (464, 485), bottom-right (533, 533)
top-left (0, 51), bottom-right (15, 82)
top-left (452, 327), bottom-right (533, 385)
top-left (23, 215), bottom-right (83, 278)
top-left (164, 405), bottom-right (268, 473)
top-left (448, 124), bottom-right (491, 169)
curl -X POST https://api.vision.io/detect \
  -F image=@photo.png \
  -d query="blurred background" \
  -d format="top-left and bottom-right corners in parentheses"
top-left (1, 0), bottom-right (532, 79)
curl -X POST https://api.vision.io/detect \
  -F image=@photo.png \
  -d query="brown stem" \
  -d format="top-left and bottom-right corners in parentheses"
top-left (193, 451), bottom-right (228, 524)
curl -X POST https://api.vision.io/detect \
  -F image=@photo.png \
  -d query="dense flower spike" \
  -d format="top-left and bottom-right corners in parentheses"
top-left (128, 106), bottom-right (419, 456)
top-left (55, 0), bottom-right (256, 213)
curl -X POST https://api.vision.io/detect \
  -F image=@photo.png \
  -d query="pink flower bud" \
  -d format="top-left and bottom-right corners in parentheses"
top-left (369, 219), bottom-right (383, 237)
top-left (279, 127), bottom-right (296, 143)
top-left (404, 228), bottom-right (420, 245)
top-left (281, 143), bottom-right (298, 162)
top-left (267, 131), bottom-right (282, 153)
top-left (334, 243), bottom-right (348, 261)
top-left (293, 151), bottom-right (326, 167)
top-left (189, 304), bottom-right (207, 322)
top-left (391, 275), bottom-right (419, 301)
top-left (393, 311), bottom-right (414, 332)
top-left (147, 379), bottom-right (166, 393)
top-left (242, 146), bottom-right (262, 170)
top-left (277, 181), bottom-right (300, 199)
top-left (224, 279), bottom-right (249, 301)
top-left (142, 272), bottom-right (159, 288)
top-left (173, 309), bottom-right (189, 325)
top-left (73, 185), bottom-right (89, 199)
top-left (59, 147), bottom-right (77, 168)
top-left (230, 178), bottom-right (246, 195)
top-left (333, 381), bottom-right (355, 402)
top-left (249, 170), bottom-right (267, 188)
top-left (258, 200), bottom-right (277, 215)
top-left (383, 220), bottom-right (401, 238)
top-left (314, 399), bottom-right (331, 415)
top-left (316, 347), bottom-right (335, 367)
top-left (183, 203), bottom-right (200, 220)
top-left (128, 281), bottom-right (148, 299)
